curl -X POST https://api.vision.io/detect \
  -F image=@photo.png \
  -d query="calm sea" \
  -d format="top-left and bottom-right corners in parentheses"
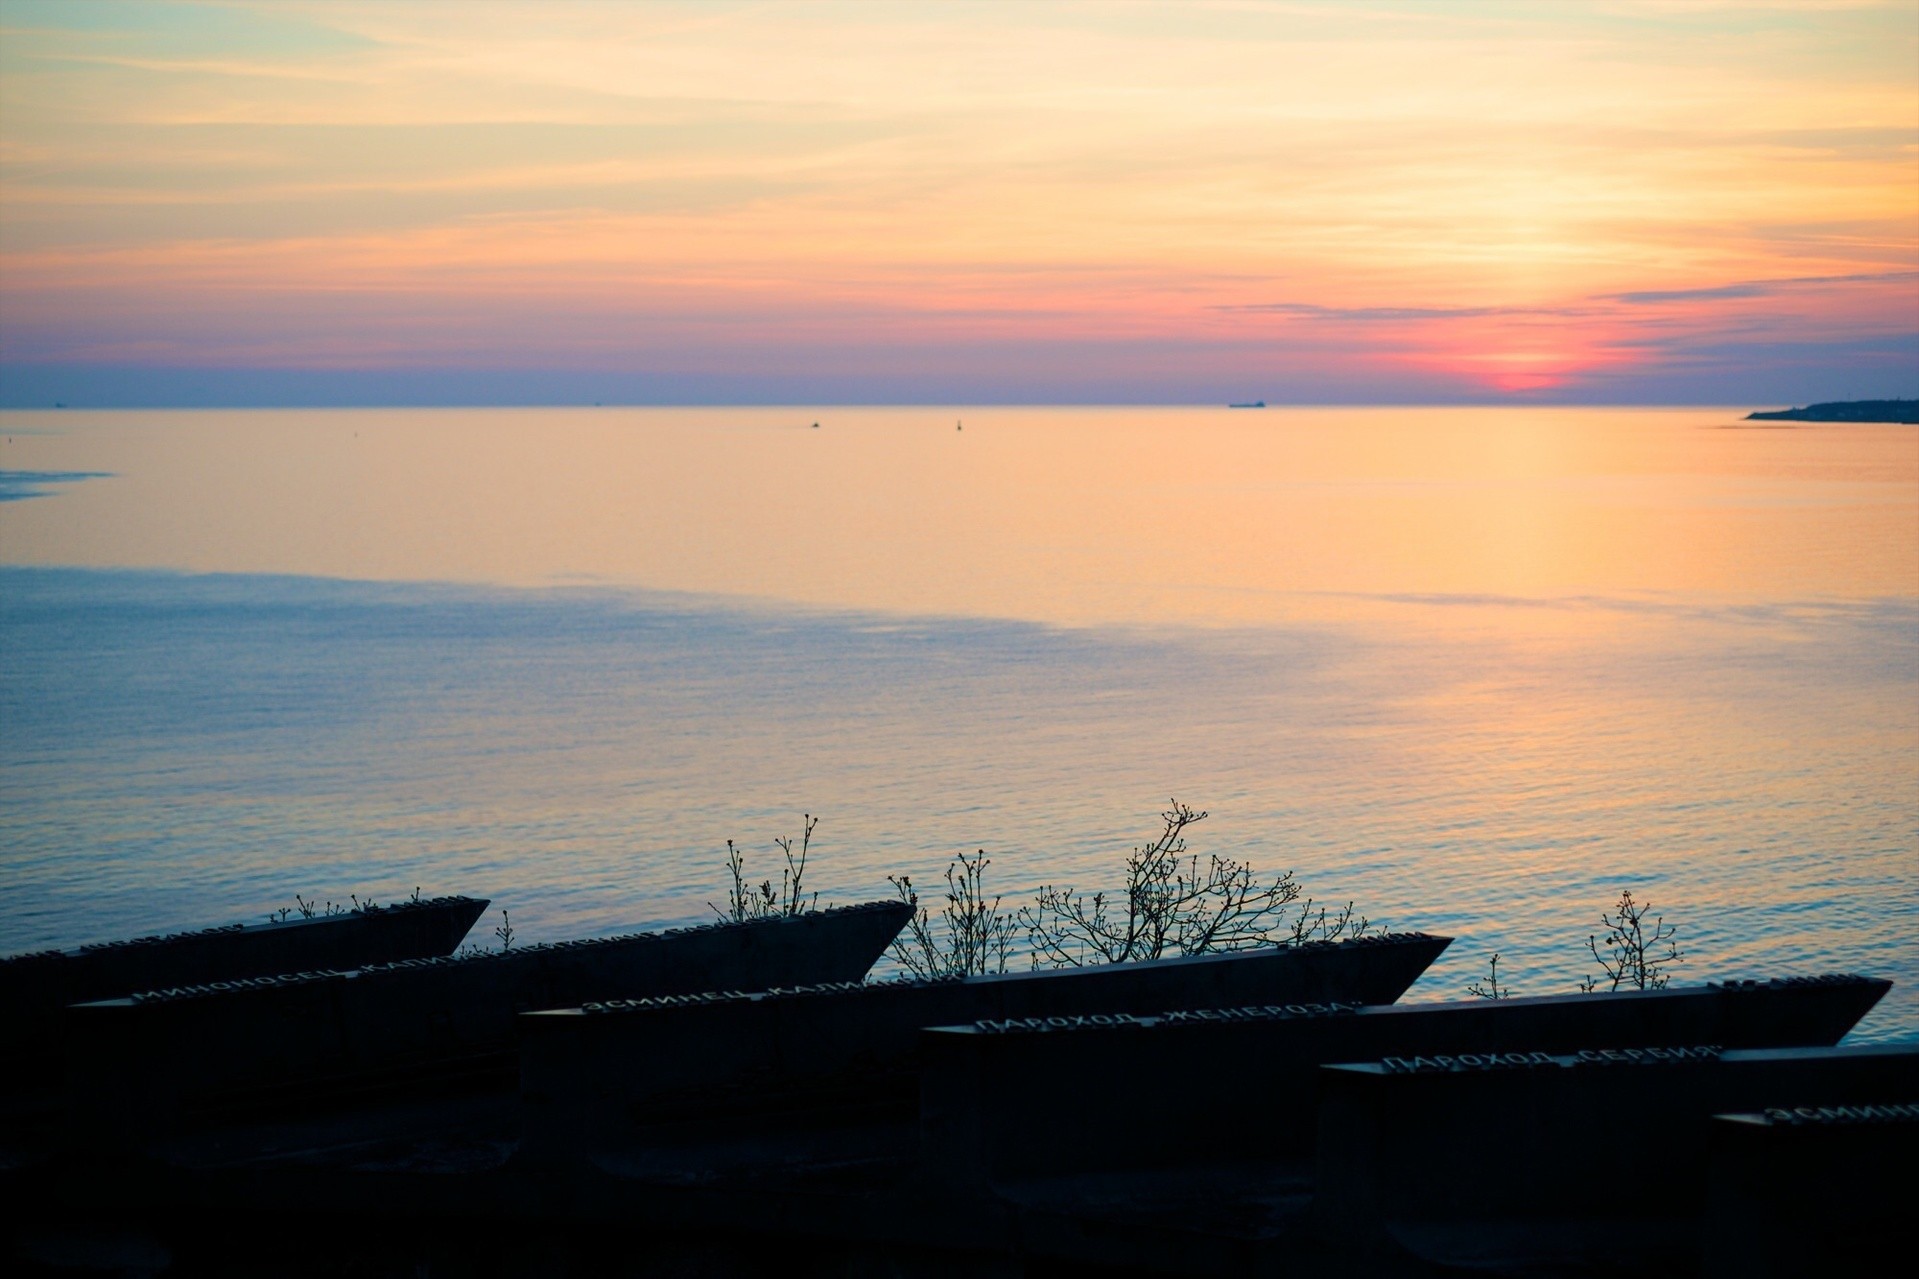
top-left (1, 406), bottom-right (1914, 1039)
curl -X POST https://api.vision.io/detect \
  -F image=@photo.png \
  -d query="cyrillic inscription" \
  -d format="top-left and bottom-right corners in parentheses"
top-left (1571, 1045), bottom-right (1722, 1066)
top-left (581, 980), bottom-right (873, 1015)
top-left (971, 1001), bottom-right (1356, 1034)
top-left (1761, 1102), bottom-right (1919, 1127)
top-left (973, 1013), bottom-right (1147, 1034)
top-left (1381, 1051), bottom-right (1556, 1074)
top-left (128, 969), bottom-right (348, 1003)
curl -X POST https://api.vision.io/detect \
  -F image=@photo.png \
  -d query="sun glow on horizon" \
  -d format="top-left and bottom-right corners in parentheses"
top-left (1, 0), bottom-right (1914, 404)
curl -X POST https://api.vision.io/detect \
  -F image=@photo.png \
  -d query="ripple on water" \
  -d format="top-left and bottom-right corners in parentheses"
top-left (2, 566), bottom-right (1914, 1041)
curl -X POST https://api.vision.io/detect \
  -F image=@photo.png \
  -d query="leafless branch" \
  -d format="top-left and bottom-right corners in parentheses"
top-left (1579, 889), bottom-right (1684, 992)
top-left (1020, 801), bottom-right (1347, 967)
top-left (888, 849), bottom-right (1016, 979)
top-left (710, 814), bottom-right (823, 922)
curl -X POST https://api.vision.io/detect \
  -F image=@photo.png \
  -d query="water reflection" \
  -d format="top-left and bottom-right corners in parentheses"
top-left (0, 408), bottom-right (1912, 1038)
top-left (1, 407), bottom-right (1912, 623)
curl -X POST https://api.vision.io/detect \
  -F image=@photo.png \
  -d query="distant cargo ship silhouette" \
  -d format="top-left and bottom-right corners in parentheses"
top-left (1229, 400), bottom-right (1265, 408)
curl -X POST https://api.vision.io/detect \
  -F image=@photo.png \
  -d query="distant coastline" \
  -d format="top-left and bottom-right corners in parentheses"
top-left (1746, 399), bottom-right (1918, 424)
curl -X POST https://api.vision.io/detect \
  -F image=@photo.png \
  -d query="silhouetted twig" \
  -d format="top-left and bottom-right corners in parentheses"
top-left (889, 849), bottom-right (1017, 979)
top-left (1579, 889), bottom-right (1683, 992)
top-left (1466, 952), bottom-right (1509, 999)
top-left (711, 814), bottom-right (822, 922)
top-left (1020, 800), bottom-right (1355, 966)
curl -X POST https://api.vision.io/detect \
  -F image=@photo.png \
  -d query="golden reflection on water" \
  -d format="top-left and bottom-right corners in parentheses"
top-left (2, 406), bottom-right (1916, 1036)
top-left (2, 406), bottom-right (1913, 625)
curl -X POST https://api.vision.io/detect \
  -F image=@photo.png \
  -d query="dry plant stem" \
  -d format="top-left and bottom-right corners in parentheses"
top-left (1286, 897), bottom-right (1374, 945)
top-left (1021, 800), bottom-right (1332, 967)
top-left (888, 849), bottom-right (1016, 979)
top-left (711, 814), bottom-right (823, 923)
top-left (286, 892), bottom-right (382, 921)
top-left (494, 909), bottom-right (514, 952)
top-left (770, 814), bottom-right (820, 916)
top-left (1579, 889), bottom-right (1683, 992)
top-left (1466, 952), bottom-right (1509, 999)
top-left (713, 840), bottom-right (767, 923)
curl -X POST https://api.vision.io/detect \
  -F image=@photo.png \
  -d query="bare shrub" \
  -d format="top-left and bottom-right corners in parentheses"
top-left (711, 814), bottom-right (821, 923)
top-left (1286, 897), bottom-right (1376, 945)
top-left (888, 849), bottom-right (1017, 980)
top-left (283, 893), bottom-right (357, 920)
top-left (1579, 889), bottom-right (1684, 993)
top-left (1020, 800), bottom-right (1338, 967)
top-left (1466, 952), bottom-right (1510, 999)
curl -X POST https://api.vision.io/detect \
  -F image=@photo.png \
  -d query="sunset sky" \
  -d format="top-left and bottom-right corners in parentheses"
top-left (1, 0), bottom-right (1914, 406)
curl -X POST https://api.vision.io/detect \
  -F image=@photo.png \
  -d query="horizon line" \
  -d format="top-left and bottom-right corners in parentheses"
top-left (0, 399), bottom-right (1830, 412)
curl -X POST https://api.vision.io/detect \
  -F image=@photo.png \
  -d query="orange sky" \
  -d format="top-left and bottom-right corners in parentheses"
top-left (1, 1), bottom-right (1915, 404)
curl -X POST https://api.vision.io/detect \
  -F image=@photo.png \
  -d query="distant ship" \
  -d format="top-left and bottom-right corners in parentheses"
top-left (1228, 400), bottom-right (1265, 409)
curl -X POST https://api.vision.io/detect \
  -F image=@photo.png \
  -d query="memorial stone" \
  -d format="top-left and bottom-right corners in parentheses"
top-left (1701, 1104), bottom-right (1919, 1278)
top-left (65, 899), bottom-right (911, 1135)
top-left (518, 932), bottom-right (1452, 1159)
top-left (1311, 1039), bottom-right (1916, 1263)
top-left (916, 975), bottom-right (1892, 1184)
top-left (0, 895), bottom-right (490, 1090)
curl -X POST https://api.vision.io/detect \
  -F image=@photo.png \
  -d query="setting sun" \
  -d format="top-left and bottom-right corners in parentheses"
top-left (2, 1), bottom-right (1913, 404)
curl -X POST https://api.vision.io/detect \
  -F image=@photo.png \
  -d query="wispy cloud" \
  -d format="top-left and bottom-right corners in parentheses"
top-left (0, 0), bottom-right (1913, 402)
top-left (1600, 270), bottom-right (1919, 305)
top-left (1211, 302), bottom-right (1585, 322)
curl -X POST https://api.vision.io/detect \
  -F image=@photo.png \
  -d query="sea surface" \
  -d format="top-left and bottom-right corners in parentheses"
top-left (1, 406), bottom-right (1914, 1040)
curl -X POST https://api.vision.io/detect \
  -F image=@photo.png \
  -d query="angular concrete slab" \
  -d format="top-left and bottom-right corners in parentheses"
top-left (1702, 1103), bottom-right (1919, 1278)
top-left (1312, 1039), bottom-right (1914, 1256)
top-left (65, 900), bottom-right (910, 1135)
top-left (918, 975), bottom-right (1890, 1185)
top-left (2, 895), bottom-right (488, 1017)
top-left (1, 896), bottom-right (489, 1091)
top-left (518, 932), bottom-right (1451, 1159)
